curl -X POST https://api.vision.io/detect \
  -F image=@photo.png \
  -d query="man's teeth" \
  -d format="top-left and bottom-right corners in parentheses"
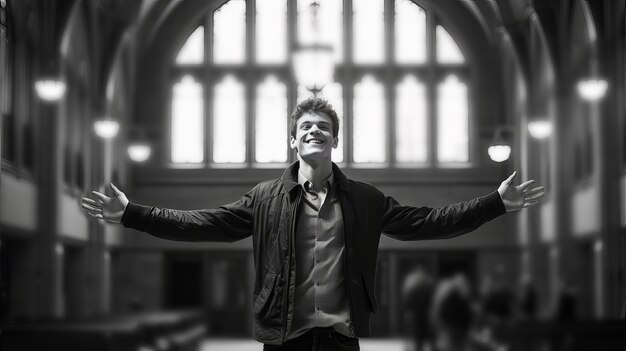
top-left (308, 140), bottom-right (323, 144)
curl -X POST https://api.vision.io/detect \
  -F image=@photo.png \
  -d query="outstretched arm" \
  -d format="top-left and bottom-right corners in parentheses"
top-left (81, 183), bottom-right (129, 223)
top-left (380, 171), bottom-right (545, 241)
top-left (497, 171), bottom-right (545, 212)
top-left (81, 182), bottom-right (254, 242)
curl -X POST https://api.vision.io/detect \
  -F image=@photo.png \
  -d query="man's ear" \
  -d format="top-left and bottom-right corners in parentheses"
top-left (290, 136), bottom-right (297, 150)
top-left (332, 137), bottom-right (338, 149)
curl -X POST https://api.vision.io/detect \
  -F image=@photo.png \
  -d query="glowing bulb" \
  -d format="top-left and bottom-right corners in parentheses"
top-left (94, 120), bottom-right (120, 139)
top-left (528, 120), bottom-right (552, 139)
top-left (577, 79), bottom-right (608, 101)
top-left (488, 144), bottom-right (511, 162)
top-left (34, 79), bottom-right (66, 101)
top-left (127, 143), bottom-right (152, 163)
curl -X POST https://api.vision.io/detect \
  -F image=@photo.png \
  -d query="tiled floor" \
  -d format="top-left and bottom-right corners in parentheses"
top-left (200, 338), bottom-right (410, 351)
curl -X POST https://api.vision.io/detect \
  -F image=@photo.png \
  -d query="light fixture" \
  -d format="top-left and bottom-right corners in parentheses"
top-left (575, 1), bottom-right (607, 102)
top-left (488, 127), bottom-right (511, 162)
top-left (127, 127), bottom-right (153, 163)
top-left (34, 78), bottom-right (67, 102)
top-left (292, 1), bottom-right (335, 96)
top-left (34, 1), bottom-right (67, 102)
top-left (488, 145), bottom-right (511, 163)
top-left (528, 120), bottom-right (552, 139)
top-left (94, 119), bottom-right (120, 139)
top-left (293, 44), bottom-right (334, 95)
top-left (577, 78), bottom-right (608, 101)
top-left (127, 142), bottom-right (152, 163)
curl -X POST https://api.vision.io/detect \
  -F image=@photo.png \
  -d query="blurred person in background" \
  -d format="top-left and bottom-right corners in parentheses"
top-left (480, 265), bottom-right (514, 326)
top-left (515, 274), bottom-right (538, 321)
top-left (430, 275), bottom-right (495, 351)
top-left (81, 98), bottom-right (544, 350)
top-left (475, 265), bottom-right (514, 348)
top-left (403, 266), bottom-right (436, 351)
top-left (554, 277), bottom-right (578, 323)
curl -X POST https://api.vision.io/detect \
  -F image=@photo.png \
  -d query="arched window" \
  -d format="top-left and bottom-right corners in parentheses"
top-left (170, 0), bottom-right (470, 167)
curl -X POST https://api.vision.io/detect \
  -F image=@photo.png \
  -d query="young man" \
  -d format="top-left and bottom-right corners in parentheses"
top-left (81, 98), bottom-right (544, 350)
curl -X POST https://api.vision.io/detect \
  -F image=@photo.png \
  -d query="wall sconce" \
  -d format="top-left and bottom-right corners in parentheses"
top-left (127, 127), bottom-right (153, 163)
top-left (93, 96), bottom-right (120, 139)
top-left (527, 119), bottom-right (552, 139)
top-left (577, 78), bottom-right (608, 101)
top-left (34, 1), bottom-right (66, 102)
top-left (94, 118), bottom-right (120, 139)
top-left (127, 142), bottom-right (151, 163)
top-left (488, 127), bottom-right (511, 162)
top-left (575, 1), bottom-right (608, 102)
top-left (34, 78), bottom-right (66, 102)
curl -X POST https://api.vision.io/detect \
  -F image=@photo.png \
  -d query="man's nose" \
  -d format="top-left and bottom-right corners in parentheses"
top-left (309, 124), bottom-right (321, 134)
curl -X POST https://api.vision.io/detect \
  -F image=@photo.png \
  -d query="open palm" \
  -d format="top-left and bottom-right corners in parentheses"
top-left (497, 171), bottom-right (545, 212)
top-left (81, 183), bottom-right (129, 223)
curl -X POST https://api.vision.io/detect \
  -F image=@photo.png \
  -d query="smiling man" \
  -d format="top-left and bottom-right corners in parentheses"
top-left (81, 97), bottom-right (544, 351)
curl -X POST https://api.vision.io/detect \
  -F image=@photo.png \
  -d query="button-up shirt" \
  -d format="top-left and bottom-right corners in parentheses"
top-left (288, 170), bottom-right (353, 339)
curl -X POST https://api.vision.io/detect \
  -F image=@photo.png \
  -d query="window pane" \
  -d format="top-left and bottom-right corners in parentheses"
top-left (213, 75), bottom-right (246, 163)
top-left (256, 76), bottom-right (288, 163)
top-left (437, 75), bottom-right (468, 162)
top-left (353, 0), bottom-right (384, 64)
top-left (396, 75), bottom-right (427, 162)
top-left (171, 76), bottom-right (204, 163)
top-left (395, 0), bottom-right (426, 64)
top-left (436, 25), bottom-right (465, 64)
top-left (175, 26), bottom-right (204, 64)
top-left (353, 75), bottom-right (386, 163)
top-left (214, 0), bottom-right (246, 64)
top-left (297, 0), bottom-right (343, 63)
top-left (297, 83), bottom-right (344, 163)
top-left (256, 0), bottom-right (287, 64)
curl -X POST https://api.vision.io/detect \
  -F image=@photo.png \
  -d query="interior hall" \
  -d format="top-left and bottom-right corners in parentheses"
top-left (0, 0), bottom-right (625, 350)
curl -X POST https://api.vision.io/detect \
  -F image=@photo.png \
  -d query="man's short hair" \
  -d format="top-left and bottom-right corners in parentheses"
top-left (290, 97), bottom-right (340, 138)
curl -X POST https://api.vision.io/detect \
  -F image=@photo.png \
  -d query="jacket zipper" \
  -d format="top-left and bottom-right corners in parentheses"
top-left (282, 190), bottom-right (301, 343)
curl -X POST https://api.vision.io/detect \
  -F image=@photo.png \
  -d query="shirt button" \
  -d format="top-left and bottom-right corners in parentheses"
top-left (351, 278), bottom-right (358, 285)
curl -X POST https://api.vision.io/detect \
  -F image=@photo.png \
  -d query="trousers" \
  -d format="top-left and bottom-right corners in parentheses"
top-left (263, 327), bottom-right (360, 351)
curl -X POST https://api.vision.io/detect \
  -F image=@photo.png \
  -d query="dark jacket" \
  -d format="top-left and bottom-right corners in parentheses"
top-left (121, 162), bottom-right (506, 345)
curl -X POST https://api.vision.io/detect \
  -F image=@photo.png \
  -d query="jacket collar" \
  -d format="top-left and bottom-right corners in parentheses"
top-left (282, 161), bottom-right (350, 193)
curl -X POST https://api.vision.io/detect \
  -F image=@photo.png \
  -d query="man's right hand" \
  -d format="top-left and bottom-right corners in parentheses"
top-left (81, 183), bottom-right (129, 223)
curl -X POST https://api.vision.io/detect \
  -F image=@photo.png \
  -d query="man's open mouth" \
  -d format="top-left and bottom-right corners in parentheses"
top-left (306, 139), bottom-right (325, 144)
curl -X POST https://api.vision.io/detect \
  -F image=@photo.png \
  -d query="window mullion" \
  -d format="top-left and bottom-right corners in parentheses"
top-left (205, 15), bottom-right (213, 166)
top-left (344, 0), bottom-right (354, 166)
top-left (385, 0), bottom-right (394, 166)
top-left (246, 0), bottom-right (256, 166)
top-left (287, 0), bottom-right (297, 164)
top-left (427, 11), bottom-right (437, 167)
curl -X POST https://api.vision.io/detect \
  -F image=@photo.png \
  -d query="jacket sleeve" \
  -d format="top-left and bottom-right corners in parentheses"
top-left (380, 191), bottom-right (506, 241)
top-left (120, 188), bottom-right (255, 243)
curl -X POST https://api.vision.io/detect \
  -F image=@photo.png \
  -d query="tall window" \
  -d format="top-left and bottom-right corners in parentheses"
top-left (170, 0), bottom-right (470, 167)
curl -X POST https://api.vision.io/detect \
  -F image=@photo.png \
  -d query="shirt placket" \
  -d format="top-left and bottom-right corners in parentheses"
top-left (311, 183), bottom-right (329, 325)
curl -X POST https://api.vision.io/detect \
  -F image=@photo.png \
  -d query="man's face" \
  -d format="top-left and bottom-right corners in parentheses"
top-left (290, 112), bottom-right (338, 160)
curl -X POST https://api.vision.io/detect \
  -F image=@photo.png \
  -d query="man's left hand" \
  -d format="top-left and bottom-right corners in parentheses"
top-left (497, 171), bottom-right (545, 212)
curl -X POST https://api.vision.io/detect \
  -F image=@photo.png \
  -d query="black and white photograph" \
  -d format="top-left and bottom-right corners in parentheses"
top-left (0, 0), bottom-right (625, 350)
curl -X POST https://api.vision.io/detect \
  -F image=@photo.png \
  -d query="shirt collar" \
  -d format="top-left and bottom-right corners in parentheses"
top-left (298, 170), bottom-right (334, 190)
top-left (282, 161), bottom-right (348, 194)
